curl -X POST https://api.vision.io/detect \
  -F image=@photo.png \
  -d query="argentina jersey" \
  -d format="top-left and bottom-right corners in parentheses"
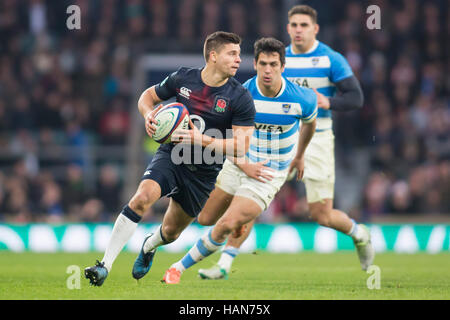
top-left (243, 76), bottom-right (317, 171)
top-left (284, 40), bottom-right (353, 131)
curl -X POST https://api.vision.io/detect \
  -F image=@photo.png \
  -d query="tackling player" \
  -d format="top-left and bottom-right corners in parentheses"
top-left (160, 37), bottom-right (318, 284)
top-left (84, 31), bottom-right (256, 286)
top-left (199, 5), bottom-right (374, 280)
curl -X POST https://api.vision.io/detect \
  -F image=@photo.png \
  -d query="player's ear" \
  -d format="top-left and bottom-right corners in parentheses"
top-left (314, 23), bottom-right (320, 36)
top-left (211, 51), bottom-right (217, 63)
top-left (253, 59), bottom-right (257, 71)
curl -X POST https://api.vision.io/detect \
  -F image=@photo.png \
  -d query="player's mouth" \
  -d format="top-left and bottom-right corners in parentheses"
top-left (263, 76), bottom-right (272, 83)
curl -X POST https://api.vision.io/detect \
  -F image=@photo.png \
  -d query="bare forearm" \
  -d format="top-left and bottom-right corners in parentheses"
top-left (138, 86), bottom-right (160, 118)
top-left (203, 136), bottom-right (250, 158)
top-left (295, 121), bottom-right (316, 159)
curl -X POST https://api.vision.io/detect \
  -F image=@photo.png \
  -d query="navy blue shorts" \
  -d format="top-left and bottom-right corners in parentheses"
top-left (141, 148), bottom-right (218, 217)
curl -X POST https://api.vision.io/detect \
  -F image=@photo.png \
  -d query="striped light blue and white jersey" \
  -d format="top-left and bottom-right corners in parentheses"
top-left (242, 76), bottom-right (317, 171)
top-left (284, 40), bottom-right (353, 131)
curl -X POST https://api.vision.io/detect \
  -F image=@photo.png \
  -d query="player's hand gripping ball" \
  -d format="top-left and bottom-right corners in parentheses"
top-left (152, 103), bottom-right (190, 144)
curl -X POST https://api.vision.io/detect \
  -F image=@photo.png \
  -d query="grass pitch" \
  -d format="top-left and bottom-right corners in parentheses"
top-left (0, 251), bottom-right (449, 300)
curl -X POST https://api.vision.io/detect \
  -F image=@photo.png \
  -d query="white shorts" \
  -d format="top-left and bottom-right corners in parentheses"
top-left (215, 159), bottom-right (289, 211)
top-left (303, 130), bottom-right (335, 203)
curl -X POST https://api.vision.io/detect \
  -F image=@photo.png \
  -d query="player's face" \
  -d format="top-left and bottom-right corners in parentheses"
top-left (214, 43), bottom-right (242, 77)
top-left (287, 14), bottom-right (319, 52)
top-left (254, 52), bottom-right (285, 90)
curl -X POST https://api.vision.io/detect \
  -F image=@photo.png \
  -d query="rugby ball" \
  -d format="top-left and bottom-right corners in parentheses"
top-left (152, 102), bottom-right (190, 144)
top-left (286, 168), bottom-right (297, 181)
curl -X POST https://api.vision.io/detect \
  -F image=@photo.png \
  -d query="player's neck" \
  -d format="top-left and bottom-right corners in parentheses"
top-left (291, 39), bottom-right (317, 54)
top-left (201, 66), bottom-right (229, 87)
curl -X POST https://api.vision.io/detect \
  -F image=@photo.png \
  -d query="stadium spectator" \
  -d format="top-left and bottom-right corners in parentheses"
top-left (62, 163), bottom-right (87, 213)
top-left (95, 163), bottom-right (122, 215)
top-left (98, 96), bottom-right (130, 145)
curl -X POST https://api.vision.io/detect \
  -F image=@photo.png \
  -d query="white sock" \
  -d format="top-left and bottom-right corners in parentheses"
top-left (102, 213), bottom-right (139, 272)
top-left (218, 246), bottom-right (239, 272)
top-left (143, 224), bottom-right (169, 254)
top-left (171, 229), bottom-right (225, 273)
top-left (347, 220), bottom-right (366, 242)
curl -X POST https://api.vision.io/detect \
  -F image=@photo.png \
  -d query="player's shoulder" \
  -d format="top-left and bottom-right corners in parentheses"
top-left (316, 41), bottom-right (348, 63)
top-left (228, 76), bottom-right (247, 90)
top-left (285, 77), bottom-right (313, 96)
top-left (285, 78), bottom-right (316, 104)
top-left (227, 76), bottom-right (253, 100)
top-left (242, 76), bottom-right (257, 90)
top-left (173, 66), bottom-right (200, 78)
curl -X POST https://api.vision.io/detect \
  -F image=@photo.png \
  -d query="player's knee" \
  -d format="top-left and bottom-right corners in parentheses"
top-left (129, 191), bottom-right (155, 213)
top-left (310, 206), bottom-right (332, 227)
top-left (217, 216), bottom-right (244, 235)
top-left (315, 214), bottom-right (332, 227)
top-left (215, 218), bottom-right (232, 235)
top-left (197, 215), bottom-right (214, 226)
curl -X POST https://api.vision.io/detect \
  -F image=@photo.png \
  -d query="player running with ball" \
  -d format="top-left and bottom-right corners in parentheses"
top-left (84, 31), bottom-right (256, 286)
top-left (199, 5), bottom-right (374, 281)
top-left (160, 37), bottom-right (318, 284)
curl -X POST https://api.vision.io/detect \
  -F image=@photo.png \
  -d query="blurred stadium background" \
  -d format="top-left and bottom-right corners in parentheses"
top-left (0, 0), bottom-right (448, 254)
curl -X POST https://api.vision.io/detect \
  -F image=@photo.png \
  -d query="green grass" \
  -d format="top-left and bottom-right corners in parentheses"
top-left (0, 251), bottom-right (449, 300)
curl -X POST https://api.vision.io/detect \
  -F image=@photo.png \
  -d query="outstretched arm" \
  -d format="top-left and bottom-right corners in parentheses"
top-left (288, 118), bottom-right (316, 181)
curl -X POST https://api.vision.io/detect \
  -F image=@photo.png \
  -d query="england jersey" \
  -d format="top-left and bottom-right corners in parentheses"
top-left (155, 67), bottom-right (255, 174)
top-left (284, 40), bottom-right (353, 131)
top-left (243, 76), bottom-right (317, 171)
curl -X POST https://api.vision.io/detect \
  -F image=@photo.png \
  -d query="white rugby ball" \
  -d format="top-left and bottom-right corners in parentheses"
top-left (286, 168), bottom-right (298, 181)
top-left (152, 102), bottom-right (190, 144)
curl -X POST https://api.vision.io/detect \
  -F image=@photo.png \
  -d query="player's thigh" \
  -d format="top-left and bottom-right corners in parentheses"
top-left (161, 198), bottom-right (196, 240)
top-left (303, 178), bottom-right (334, 205)
top-left (304, 131), bottom-right (335, 182)
top-left (128, 179), bottom-right (162, 214)
top-left (235, 170), bottom-right (288, 212)
top-left (197, 186), bottom-right (234, 226)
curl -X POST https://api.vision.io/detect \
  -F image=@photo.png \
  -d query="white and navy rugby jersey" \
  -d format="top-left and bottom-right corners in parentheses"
top-left (284, 40), bottom-right (353, 131)
top-left (243, 76), bottom-right (317, 171)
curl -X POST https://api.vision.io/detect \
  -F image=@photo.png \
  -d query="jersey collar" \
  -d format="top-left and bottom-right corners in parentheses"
top-left (290, 40), bottom-right (319, 55)
top-left (255, 76), bottom-right (286, 98)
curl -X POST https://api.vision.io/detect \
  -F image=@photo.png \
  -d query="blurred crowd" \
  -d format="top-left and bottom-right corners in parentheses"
top-left (0, 0), bottom-right (448, 223)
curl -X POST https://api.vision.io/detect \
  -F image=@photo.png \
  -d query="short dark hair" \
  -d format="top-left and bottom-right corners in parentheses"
top-left (203, 31), bottom-right (242, 62)
top-left (288, 5), bottom-right (318, 24)
top-left (254, 37), bottom-right (286, 65)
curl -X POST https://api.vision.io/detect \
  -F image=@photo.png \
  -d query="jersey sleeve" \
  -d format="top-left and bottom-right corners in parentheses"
top-left (231, 89), bottom-right (256, 127)
top-left (154, 67), bottom-right (183, 100)
top-left (242, 78), bottom-right (252, 90)
top-left (300, 88), bottom-right (318, 123)
top-left (329, 51), bottom-right (354, 83)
